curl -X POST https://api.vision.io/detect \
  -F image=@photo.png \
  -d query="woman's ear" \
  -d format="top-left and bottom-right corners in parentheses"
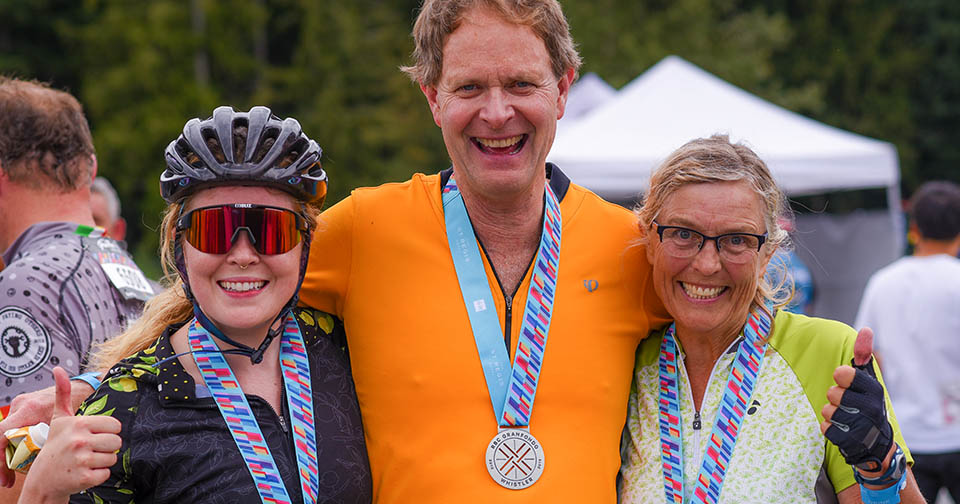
top-left (758, 242), bottom-right (779, 279)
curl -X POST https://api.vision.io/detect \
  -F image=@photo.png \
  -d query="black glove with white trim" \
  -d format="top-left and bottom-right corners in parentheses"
top-left (823, 357), bottom-right (895, 472)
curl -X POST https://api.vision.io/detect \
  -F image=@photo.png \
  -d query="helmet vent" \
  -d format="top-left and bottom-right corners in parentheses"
top-left (232, 119), bottom-right (249, 162)
top-left (252, 127), bottom-right (280, 164)
top-left (279, 138), bottom-right (308, 169)
top-left (202, 128), bottom-right (227, 164)
top-left (306, 162), bottom-right (324, 177)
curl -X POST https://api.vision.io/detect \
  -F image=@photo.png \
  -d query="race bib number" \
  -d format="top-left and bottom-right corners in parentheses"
top-left (100, 262), bottom-right (153, 299)
top-left (91, 241), bottom-right (154, 302)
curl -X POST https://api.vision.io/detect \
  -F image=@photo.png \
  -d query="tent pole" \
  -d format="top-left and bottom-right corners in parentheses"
top-left (886, 183), bottom-right (905, 257)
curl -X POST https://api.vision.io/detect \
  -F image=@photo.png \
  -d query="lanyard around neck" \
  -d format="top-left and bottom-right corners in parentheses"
top-left (657, 308), bottom-right (772, 504)
top-left (189, 314), bottom-right (319, 504)
top-left (442, 176), bottom-right (561, 427)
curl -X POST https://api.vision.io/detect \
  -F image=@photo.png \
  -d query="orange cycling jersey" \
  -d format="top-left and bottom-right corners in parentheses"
top-left (300, 166), bottom-right (670, 503)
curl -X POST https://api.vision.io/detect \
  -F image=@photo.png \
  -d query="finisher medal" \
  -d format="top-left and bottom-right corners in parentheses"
top-left (485, 428), bottom-right (545, 489)
top-left (442, 175), bottom-right (561, 490)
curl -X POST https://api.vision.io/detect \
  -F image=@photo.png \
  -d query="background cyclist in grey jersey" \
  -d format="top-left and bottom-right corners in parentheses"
top-left (0, 77), bottom-right (152, 450)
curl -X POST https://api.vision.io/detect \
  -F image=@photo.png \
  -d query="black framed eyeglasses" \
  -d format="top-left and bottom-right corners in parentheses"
top-left (653, 221), bottom-right (767, 264)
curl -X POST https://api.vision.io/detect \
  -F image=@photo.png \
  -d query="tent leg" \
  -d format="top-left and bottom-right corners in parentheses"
top-left (886, 183), bottom-right (905, 256)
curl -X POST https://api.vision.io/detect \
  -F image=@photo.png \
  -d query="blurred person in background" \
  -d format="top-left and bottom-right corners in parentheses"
top-left (0, 77), bottom-right (153, 408)
top-left (90, 176), bottom-right (164, 294)
top-left (856, 181), bottom-right (960, 503)
top-left (89, 176), bottom-right (126, 242)
top-left (768, 216), bottom-right (816, 315)
top-left (0, 76), bottom-right (153, 499)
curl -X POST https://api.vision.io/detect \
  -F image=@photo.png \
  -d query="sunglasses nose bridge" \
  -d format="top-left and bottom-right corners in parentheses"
top-left (229, 226), bottom-right (258, 249)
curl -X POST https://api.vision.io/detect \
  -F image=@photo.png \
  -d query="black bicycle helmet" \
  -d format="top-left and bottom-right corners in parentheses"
top-left (162, 105), bottom-right (326, 364)
top-left (161, 105), bottom-right (327, 206)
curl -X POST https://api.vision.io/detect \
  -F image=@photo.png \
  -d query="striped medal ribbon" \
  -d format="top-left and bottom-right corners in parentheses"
top-left (189, 313), bottom-right (319, 504)
top-left (443, 176), bottom-right (560, 488)
top-left (657, 307), bottom-right (772, 504)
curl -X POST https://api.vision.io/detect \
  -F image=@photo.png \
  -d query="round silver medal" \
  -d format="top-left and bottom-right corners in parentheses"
top-left (485, 428), bottom-right (545, 489)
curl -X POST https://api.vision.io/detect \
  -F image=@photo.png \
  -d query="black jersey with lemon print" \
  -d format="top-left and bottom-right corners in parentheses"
top-left (70, 307), bottom-right (372, 504)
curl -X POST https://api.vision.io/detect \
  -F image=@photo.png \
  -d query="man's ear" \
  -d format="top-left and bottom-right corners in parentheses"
top-left (420, 83), bottom-right (443, 128)
top-left (0, 162), bottom-right (8, 196)
top-left (639, 221), bottom-right (656, 263)
top-left (90, 154), bottom-right (98, 181)
top-left (110, 217), bottom-right (127, 242)
top-left (555, 67), bottom-right (576, 121)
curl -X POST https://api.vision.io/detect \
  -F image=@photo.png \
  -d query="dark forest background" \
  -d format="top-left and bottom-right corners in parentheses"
top-left (2, 0), bottom-right (958, 277)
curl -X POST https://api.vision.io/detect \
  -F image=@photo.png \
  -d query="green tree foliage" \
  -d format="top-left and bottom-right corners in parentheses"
top-left (753, 0), bottom-right (922, 195)
top-left (50, 0), bottom-right (445, 278)
top-left (2, 0), bottom-right (957, 276)
top-left (0, 0), bottom-right (88, 93)
top-left (257, 1), bottom-right (445, 199)
top-left (564, 0), bottom-right (793, 94)
top-left (902, 0), bottom-right (960, 190)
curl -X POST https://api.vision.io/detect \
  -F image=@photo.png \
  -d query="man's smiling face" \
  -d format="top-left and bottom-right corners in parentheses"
top-left (421, 6), bottom-right (573, 202)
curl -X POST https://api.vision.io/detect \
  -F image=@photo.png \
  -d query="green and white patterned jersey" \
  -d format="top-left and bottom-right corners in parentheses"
top-left (619, 310), bottom-right (911, 504)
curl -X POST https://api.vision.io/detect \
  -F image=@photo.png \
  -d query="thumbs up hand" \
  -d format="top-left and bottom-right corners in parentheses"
top-left (18, 367), bottom-right (121, 503)
top-left (851, 326), bottom-right (875, 370)
top-left (50, 367), bottom-right (78, 421)
top-left (820, 328), bottom-right (897, 479)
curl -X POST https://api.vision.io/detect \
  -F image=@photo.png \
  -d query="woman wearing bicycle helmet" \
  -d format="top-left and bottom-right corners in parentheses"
top-left (19, 106), bottom-right (372, 504)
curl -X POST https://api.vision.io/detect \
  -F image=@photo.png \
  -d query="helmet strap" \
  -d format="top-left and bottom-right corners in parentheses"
top-left (191, 303), bottom-right (282, 364)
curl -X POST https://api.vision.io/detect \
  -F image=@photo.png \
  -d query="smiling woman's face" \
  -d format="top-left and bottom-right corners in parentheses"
top-left (646, 180), bottom-right (773, 342)
top-left (182, 185), bottom-right (301, 342)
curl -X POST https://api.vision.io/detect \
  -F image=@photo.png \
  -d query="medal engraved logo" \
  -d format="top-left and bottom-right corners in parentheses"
top-left (485, 429), bottom-right (545, 490)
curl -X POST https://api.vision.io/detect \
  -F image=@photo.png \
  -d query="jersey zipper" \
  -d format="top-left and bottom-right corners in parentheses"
top-left (504, 294), bottom-right (513, 352)
top-left (677, 350), bottom-right (722, 483)
top-left (472, 206), bottom-right (544, 358)
top-left (476, 242), bottom-right (527, 356)
top-left (197, 396), bottom-right (285, 433)
top-left (256, 394), bottom-right (288, 433)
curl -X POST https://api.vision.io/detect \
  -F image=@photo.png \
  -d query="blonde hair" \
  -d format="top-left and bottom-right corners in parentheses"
top-left (90, 193), bottom-right (324, 373)
top-left (400, 0), bottom-right (582, 86)
top-left (635, 134), bottom-right (793, 312)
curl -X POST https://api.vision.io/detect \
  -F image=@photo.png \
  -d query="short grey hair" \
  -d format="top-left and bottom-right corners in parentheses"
top-left (91, 176), bottom-right (121, 221)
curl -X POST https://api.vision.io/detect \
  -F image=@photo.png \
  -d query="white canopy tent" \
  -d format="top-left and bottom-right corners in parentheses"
top-left (548, 56), bottom-right (904, 324)
top-left (559, 72), bottom-right (617, 123)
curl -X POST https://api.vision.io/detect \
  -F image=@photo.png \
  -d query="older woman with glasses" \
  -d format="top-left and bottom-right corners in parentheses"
top-left (618, 135), bottom-right (925, 504)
